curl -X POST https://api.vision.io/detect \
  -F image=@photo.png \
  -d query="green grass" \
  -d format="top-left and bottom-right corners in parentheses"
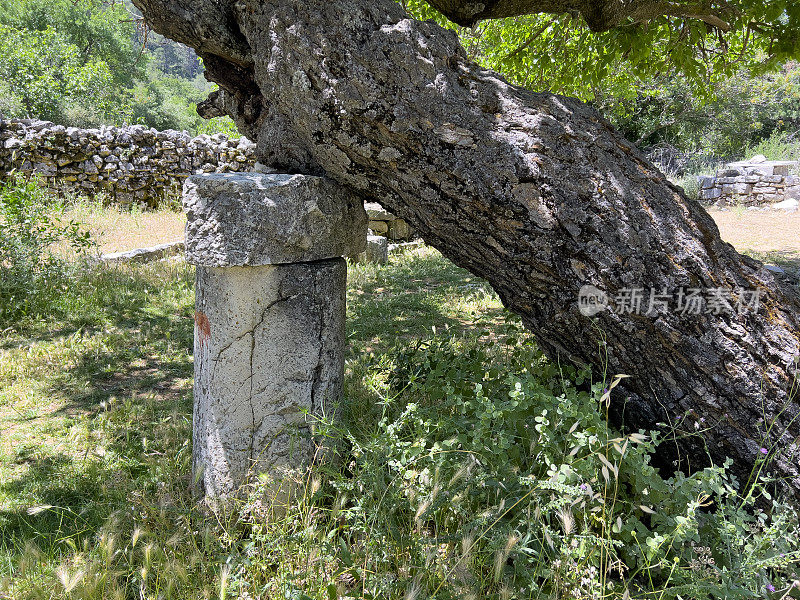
top-left (0, 260), bottom-right (200, 599)
top-left (0, 247), bottom-right (505, 598)
top-left (1, 246), bottom-right (798, 599)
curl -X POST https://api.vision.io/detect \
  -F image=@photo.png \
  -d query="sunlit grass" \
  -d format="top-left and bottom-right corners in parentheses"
top-left (0, 246), bottom-right (513, 598)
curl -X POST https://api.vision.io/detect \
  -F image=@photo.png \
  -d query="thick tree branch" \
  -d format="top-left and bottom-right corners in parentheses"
top-left (424, 0), bottom-right (732, 31)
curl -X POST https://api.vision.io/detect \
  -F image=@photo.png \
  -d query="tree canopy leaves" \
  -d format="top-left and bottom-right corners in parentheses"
top-left (405, 0), bottom-right (800, 102)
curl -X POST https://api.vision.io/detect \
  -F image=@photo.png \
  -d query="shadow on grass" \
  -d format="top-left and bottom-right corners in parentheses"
top-left (342, 247), bottom-right (511, 435)
top-left (347, 248), bottom-right (507, 356)
top-left (742, 249), bottom-right (800, 289)
top-left (0, 262), bottom-right (196, 559)
top-left (0, 452), bottom-right (115, 553)
top-left (749, 249), bottom-right (800, 270)
top-left (0, 248), bottom-right (506, 567)
top-left (45, 263), bottom-right (194, 416)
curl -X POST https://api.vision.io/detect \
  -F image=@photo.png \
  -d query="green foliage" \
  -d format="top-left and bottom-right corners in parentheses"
top-left (235, 321), bottom-right (800, 599)
top-left (0, 0), bottom-right (143, 90)
top-left (0, 0), bottom-right (236, 135)
top-left (193, 115), bottom-right (240, 137)
top-left (0, 175), bottom-right (94, 323)
top-left (745, 129), bottom-right (800, 164)
top-left (406, 1), bottom-right (800, 103)
top-left (403, 0), bottom-right (800, 156)
top-left (117, 69), bottom-right (239, 134)
top-left (124, 69), bottom-right (205, 131)
top-left (600, 62), bottom-right (800, 155)
top-left (141, 30), bottom-right (204, 80)
top-left (0, 24), bottom-right (115, 124)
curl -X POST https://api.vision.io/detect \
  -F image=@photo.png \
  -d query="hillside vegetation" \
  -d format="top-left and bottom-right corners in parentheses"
top-left (0, 0), bottom-right (235, 135)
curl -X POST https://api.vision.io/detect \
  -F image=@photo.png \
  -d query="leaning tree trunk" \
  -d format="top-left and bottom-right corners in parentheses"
top-left (133, 0), bottom-right (800, 495)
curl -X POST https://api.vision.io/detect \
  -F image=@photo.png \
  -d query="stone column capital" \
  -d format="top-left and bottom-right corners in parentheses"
top-left (184, 173), bottom-right (367, 266)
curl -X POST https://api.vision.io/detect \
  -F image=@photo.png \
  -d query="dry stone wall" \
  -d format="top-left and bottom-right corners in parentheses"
top-left (0, 119), bottom-right (256, 207)
top-left (365, 202), bottom-right (414, 240)
top-left (0, 119), bottom-right (419, 242)
top-left (698, 158), bottom-right (800, 207)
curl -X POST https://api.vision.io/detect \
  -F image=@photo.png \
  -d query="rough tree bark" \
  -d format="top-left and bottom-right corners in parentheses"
top-left (133, 0), bottom-right (800, 495)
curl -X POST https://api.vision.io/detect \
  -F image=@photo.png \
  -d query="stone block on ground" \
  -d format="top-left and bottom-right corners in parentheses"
top-left (721, 183), bottom-right (753, 196)
top-left (97, 241), bottom-right (185, 264)
top-left (359, 234), bottom-right (389, 264)
top-left (697, 175), bottom-right (715, 189)
top-left (700, 187), bottom-right (722, 201)
top-left (773, 199), bottom-right (799, 211)
top-left (368, 219), bottom-right (388, 234)
top-left (364, 201), bottom-right (393, 220)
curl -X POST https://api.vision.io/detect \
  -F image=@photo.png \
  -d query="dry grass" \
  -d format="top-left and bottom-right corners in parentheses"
top-left (708, 208), bottom-right (800, 257)
top-left (64, 199), bottom-right (185, 254)
top-left (64, 199), bottom-right (798, 267)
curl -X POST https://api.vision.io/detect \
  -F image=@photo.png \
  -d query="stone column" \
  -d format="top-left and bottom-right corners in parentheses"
top-left (183, 173), bottom-right (366, 498)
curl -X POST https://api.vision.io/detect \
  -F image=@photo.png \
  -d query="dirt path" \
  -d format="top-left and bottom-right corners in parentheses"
top-left (708, 209), bottom-right (800, 255)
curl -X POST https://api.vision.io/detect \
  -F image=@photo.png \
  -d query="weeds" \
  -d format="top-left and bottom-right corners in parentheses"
top-left (227, 330), bottom-right (798, 599)
top-left (0, 174), bottom-right (95, 323)
top-left (0, 208), bottom-right (797, 598)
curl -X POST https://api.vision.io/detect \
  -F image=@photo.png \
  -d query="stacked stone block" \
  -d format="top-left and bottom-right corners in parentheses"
top-left (365, 201), bottom-right (414, 240)
top-left (698, 159), bottom-right (800, 207)
top-left (185, 173), bottom-right (367, 499)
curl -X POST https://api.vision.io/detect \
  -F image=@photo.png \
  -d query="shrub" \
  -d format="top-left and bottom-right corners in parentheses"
top-left (600, 62), bottom-right (800, 158)
top-left (233, 319), bottom-right (800, 599)
top-left (745, 130), bottom-right (800, 167)
top-left (0, 175), bottom-right (94, 323)
top-left (0, 24), bottom-right (117, 124)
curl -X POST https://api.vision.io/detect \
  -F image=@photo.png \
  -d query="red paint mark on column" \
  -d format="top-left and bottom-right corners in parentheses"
top-left (195, 311), bottom-right (211, 346)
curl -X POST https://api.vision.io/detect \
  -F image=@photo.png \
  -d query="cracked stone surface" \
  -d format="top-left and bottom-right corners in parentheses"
top-left (193, 260), bottom-right (346, 497)
top-left (183, 172), bottom-right (367, 266)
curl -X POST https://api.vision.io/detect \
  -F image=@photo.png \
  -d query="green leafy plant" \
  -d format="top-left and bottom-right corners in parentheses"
top-left (745, 129), bottom-right (800, 166)
top-left (0, 174), bottom-right (95, 323)
top-left (601, 62), bottom-right (800, 157)
top-left (232, 320), bottom-right (800, 599)
top-left (0, 24), bottom-right (115, 124)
